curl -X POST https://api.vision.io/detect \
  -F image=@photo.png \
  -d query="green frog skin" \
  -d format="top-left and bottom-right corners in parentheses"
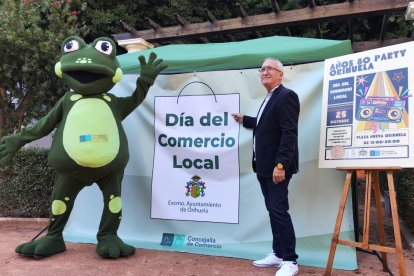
top-left (0, 36), bottom-right (167, 258)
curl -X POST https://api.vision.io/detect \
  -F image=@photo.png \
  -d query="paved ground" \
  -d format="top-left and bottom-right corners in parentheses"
top-left (1, 218), bottom-right (413, 276)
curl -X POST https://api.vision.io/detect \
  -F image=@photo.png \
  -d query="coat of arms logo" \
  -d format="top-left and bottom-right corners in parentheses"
top-left (185, 175), bottom-right (206, 198)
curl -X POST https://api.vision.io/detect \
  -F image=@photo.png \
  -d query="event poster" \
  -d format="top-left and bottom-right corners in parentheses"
top-left (319, 42), bottom-right (414, 168)
top-left (151, 93), bottom-right (240, 223)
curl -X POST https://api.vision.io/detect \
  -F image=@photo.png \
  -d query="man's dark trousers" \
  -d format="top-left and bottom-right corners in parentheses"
top-left (257, 175), bottom-right (298, 262)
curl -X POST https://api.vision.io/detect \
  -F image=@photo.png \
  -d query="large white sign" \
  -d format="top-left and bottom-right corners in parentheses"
top-left (319, 42), bottom-right (414, 168)
top-left (151, 93), bottom-right (240, 223)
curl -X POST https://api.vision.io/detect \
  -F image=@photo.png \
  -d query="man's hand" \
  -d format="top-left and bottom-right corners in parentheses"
top-left (138, 52), bottom-right (168, 82)
top-left (231, 113), bottom-right (244, 123)
top-left (273, 167), bottom-right (285, 184)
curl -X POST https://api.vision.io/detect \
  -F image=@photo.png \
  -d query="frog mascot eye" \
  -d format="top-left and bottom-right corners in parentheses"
top-left (1, 36), bottom-right (168, 259)
top-left (63, 39), bottom-right (80, 53)
top-left (95, 40), bottom-right (113, 55)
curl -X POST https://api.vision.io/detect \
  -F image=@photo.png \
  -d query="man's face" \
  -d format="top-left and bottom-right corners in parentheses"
top-left (260, 59), bottom-right (283, 91)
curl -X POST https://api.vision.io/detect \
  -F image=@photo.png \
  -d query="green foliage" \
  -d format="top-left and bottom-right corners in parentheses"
top-left (376, 170), bottom-right (414, 233)
top-left (75, 0), bottom-right (152, 43)
top-left (78, 0), bottom-right (412, 46)
top-left (78, 0), bottom-right (308, 45)
top-left (0, 147), bottom-right (55, 217)
top-left (385, 16), bottom-right (413, 40)
top-left (395, 169), bottom-right (414, 232)
top-left (0, 0), bottom-right (88, 137)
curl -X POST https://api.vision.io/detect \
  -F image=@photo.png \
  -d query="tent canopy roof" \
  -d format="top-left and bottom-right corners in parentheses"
top-left (117, 35), bottom-right (353, 74)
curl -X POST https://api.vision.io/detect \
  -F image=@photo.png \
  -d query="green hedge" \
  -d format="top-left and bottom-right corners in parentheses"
top-left (362, 170), bottom-right (414, 234)
top-left (0, 148), bottom-right (55, 218)
top-left (395, 169), bottom-right (414, 232)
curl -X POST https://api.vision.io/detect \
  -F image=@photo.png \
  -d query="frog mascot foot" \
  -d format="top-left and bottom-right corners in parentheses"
top-left (15, 235), bottom-right (66, 259)
top-left (96, 234), bottom-right (135, 258)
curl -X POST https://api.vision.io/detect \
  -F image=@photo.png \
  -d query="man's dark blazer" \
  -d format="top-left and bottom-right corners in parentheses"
top-left (243, 84), bottom-right (300, 178)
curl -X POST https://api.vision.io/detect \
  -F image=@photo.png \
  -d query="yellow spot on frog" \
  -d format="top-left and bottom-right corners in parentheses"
top-left (52, 200), bottom-right (67, 215)
top-left (70, 94), bottom-right (83, 101)
top-left (109, 196), bottom-right (122, 213)
top-left (112, 68), bottom-right (123, 83)
top-left (65, 197), bottom-right (70, 201)
top-left (54, 62), bottom-right (62, 78)
top-left (76, 57), bottom-right (92, 64)
top-left (103, 95), bottom-right (111, 102)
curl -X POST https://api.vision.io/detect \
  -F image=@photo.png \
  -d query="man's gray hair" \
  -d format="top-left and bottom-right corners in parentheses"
top-left (264, 58), bottom-right (284, 72)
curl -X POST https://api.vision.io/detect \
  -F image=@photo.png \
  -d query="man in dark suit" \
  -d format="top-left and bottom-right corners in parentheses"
top-left (232, 58), bottom-right (300, 276)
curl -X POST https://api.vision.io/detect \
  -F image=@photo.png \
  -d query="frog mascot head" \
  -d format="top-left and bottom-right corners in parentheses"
top-left (0, 36), bottom-right (167, 258)
top-left (55, 36), bottom-right (124, 95)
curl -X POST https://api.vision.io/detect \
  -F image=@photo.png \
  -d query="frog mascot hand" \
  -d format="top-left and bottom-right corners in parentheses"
top-left (0, 36), bottom-right (167, 259)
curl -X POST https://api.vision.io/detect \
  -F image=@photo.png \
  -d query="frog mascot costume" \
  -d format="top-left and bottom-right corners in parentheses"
top-left (0, 36), bottom-right (167, 258)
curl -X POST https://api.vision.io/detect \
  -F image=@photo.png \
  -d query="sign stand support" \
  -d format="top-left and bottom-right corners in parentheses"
top-left (324, 167), bottom-right (406, 276)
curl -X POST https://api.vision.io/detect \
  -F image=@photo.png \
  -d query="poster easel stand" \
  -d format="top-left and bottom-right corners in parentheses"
top-left (324, 167), bottom-right (406, 276)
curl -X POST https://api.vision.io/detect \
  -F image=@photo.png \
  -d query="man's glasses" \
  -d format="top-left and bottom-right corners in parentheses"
top-left (258, 66), bottom-right (281, 73)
